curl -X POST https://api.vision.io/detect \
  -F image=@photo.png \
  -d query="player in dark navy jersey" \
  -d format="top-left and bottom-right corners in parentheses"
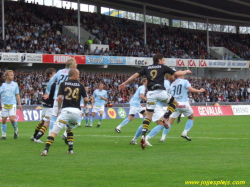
top-left (41, 69), bottom-right (88, 156)
top-left (30, 68), bottom-right (56, 143)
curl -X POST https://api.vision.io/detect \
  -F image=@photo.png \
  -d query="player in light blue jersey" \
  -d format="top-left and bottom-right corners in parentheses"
top-left (166, 74), bottom-right (205, 141)
top-left (43, 58), bottom-right (77, 135)
top-left (130, 74), bottom-right (174, 145)
top-left (89, 83), bottom-right (108, 127)
top-left (0, 70), bottom-right (22, 140)
top-left (115, 78), bottom-right (147, 133)
top-left (78, 86), bottom-right (91, 127)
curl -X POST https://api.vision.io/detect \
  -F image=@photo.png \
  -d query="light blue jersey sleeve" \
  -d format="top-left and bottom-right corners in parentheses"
top-left (130, 85), bottom-right (145, 107)
top-left (15, 83), bottom-right (19, 94)
top-left (45, 69), bottom-right (70, 99)
top-left (164, 80), bottom-right (171, 93)
top-left (0, 85), bottom-right (4, 95)
top-left (104, 90), bottom-right (108, 98)
top-left (45, 70), bottom-right (60, 94)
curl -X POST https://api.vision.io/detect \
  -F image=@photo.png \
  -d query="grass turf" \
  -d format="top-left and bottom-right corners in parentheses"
top-left (0, 116), bottom-right (249, 187)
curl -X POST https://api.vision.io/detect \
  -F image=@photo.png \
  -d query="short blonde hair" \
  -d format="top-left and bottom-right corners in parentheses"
top-left (141, 78), bottom-right (147, 83)
top-left (66, 58), bottom-right (76, 68)
top-left (4, 70), bottom-right (13, 77)
top-left (165, 73), bottom-right (171, 79)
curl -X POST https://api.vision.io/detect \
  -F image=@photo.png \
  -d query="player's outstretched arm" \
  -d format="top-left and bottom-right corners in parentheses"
top-left (174, 70), bottom-right (192, 77)
top-left (188, 87), bottom-right (205, 93)
top-left (119, 73), bottom-right (140, 90)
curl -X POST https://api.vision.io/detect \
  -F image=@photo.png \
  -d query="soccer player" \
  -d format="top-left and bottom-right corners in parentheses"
top-left (43, 58), bottom-right (77, 133)
top-left (144, 73), bottom-right (175, 146)
top-left (119, 54), bottom-right (191, 149)
top-left (89, 83), bottom-right (108, 128)
top-left (30, 68), bottom-right (56, 143)
top-left (166, 74), bottom-right (205, 141)
top-left (0, 70), bottom-right (22, 140)
top-left (81, 86), bottom-right (91, 127)
top-left (41, 69), bottom-right (88, 156)
top-left (130, 73), bottom-right (174, 145)
top-left (115, 78), bottom-right (147, 133)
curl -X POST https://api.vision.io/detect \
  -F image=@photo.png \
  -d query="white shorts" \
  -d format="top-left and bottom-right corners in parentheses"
top-left (170, 102), bottom-right (193, 118)
top-left (146, 90), bottom-right (172, 111)
top-left (42, 107), bottom-right (53, 122)
top-left (51, 107), bottom-right (81, 134)
top-left (92, 106), bottom-right (104, 113)
top-left (52, 99), bottom-right (58, 116)
top-left (152, 104), bottom-right (167, 122)
top-left (1, 104), bottom-right (16, 117)
top-left (81, 106), bottom-right (89, 114)
top-left (129, 106), bottom-right (145, 116)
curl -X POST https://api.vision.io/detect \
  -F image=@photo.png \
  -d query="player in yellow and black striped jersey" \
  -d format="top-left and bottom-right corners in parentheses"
top-left (41, 69), bottom-right (88, 156)
top-left (30, 68), bottom-right (56, 143)
top-left (119, 54), bottom-right (192, 149)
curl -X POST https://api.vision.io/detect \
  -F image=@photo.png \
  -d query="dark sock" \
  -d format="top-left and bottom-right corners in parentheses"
top-left (44, 136), bottom-right (54, 151)
top-left (33, 121), bottom-right (44, 137)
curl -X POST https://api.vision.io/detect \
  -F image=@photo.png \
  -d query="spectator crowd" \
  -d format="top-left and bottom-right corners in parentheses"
top-left (0, 70), bottom-right (249, 105)
top-left (1, 1), bottom-right (250, 59)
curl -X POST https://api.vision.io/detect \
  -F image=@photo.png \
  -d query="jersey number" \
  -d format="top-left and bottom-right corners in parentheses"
top-left (58, 75), bottom-right (69, 85)
top-left (172, 85), bottom-right (182, 95)
top-left (150, 70), bottom-right (158, 80)
top-left (65, 87), bottom-right (79, 101)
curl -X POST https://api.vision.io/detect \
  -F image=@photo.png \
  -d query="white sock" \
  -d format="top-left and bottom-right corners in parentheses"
top-left (182, 130), bottom-right (188, 135)
top-left (132, 137), bottom-right (137, 141)
top-left (161, 134), bottom-right (166, 140)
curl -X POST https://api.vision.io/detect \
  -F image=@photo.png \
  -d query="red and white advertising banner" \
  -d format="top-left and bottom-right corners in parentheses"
top-left (192, 106), bottom-right (234, 117)
top-left (165, 58), bottom-right (249, 68)
top-left (165, 58), bottom-right (208, 67)
top-left (43, 54), bottom-right (86, 64)
top-left (231, 105), bottom-right (250, 115)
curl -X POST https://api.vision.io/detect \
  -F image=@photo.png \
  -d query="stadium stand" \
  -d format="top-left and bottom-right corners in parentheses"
top-left (1, 1), bottom-right (250, 59)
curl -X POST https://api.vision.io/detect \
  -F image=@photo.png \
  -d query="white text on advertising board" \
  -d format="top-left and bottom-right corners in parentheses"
top-left (23, 110), bottom-right (42, 121)
top-left (0, 53), bottom-right (18, 62)
top-left (198, 107), bottom-right (223, 115)
top-left (108, 58), bottom-right (123, 64)
top-left (54, 55), bottom-right (74, 63)
top-left (88, 57), bottom-right (104, 64)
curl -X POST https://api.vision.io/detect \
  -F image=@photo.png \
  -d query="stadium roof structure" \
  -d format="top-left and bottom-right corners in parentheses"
top-left (71, 0), bottom-right (250, 25)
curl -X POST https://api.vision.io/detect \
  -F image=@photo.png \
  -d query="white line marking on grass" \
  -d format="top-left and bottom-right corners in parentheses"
top-left (76, 135), bottom-right (249, 140)
top-left (22, 134), bottom-right (249, 140)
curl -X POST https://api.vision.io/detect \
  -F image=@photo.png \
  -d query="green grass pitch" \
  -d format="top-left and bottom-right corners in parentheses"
top-left (0, 116), bottom-right (249, 187)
